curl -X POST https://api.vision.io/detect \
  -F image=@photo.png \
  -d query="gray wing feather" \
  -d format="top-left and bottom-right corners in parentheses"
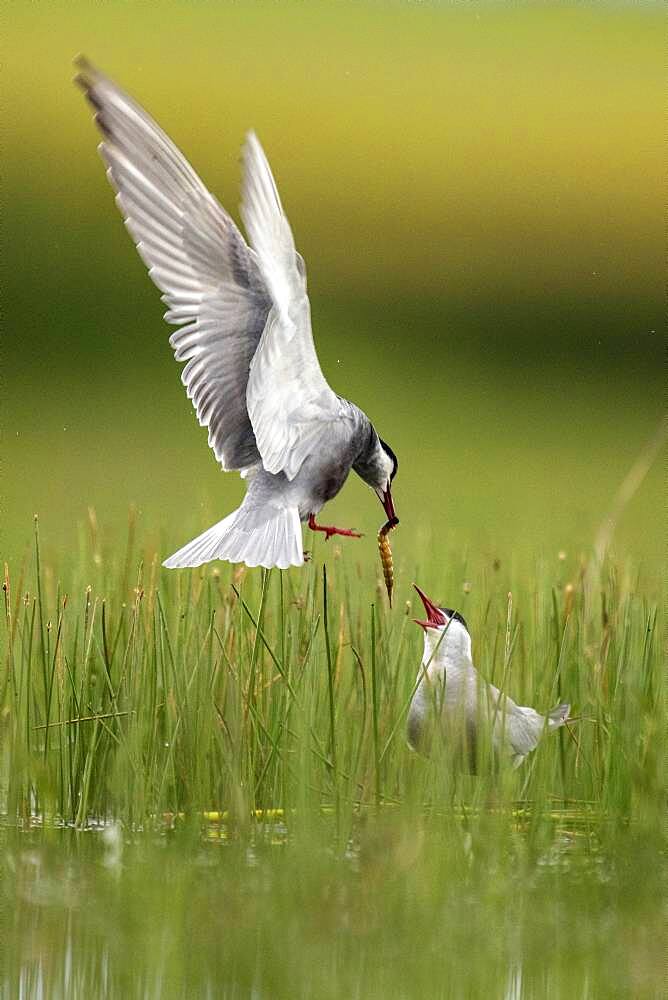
top-left (75, 57), bottom-right (271, 472)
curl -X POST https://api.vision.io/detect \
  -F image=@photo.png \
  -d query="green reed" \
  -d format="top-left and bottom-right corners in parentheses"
top-left (1, 514), bottom-right (662, 834)
top-left (0, 513), bottom-right (664, 998)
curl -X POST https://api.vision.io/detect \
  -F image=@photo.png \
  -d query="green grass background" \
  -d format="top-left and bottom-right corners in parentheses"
top-left (4, 0), bottom-right (663, 566)
top-left (2, 2), bottom-right (665, 997)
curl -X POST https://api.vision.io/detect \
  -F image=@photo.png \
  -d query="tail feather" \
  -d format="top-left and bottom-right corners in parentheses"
top-left (547, 703), bottom-right (571, 730)
top-left (163, 505), bottom-right (304, 570)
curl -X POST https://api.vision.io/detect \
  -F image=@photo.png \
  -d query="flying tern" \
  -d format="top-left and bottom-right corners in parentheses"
top-left (75, 58), bottom-right (398, 570)
top-left (409, 585), bottom-right (570, 770)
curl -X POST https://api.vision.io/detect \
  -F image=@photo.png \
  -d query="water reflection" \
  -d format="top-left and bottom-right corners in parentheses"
top-left (3, 806), bottom-right (652, 999)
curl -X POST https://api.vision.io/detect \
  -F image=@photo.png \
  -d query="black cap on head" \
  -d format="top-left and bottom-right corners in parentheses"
top-left (379, 438), bottom-right (398, 481)
top-left (442, 608), bottom-right (469, 633)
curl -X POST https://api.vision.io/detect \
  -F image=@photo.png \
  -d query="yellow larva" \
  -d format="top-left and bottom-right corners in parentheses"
top-left (378, 517), bottom-right (399, 606)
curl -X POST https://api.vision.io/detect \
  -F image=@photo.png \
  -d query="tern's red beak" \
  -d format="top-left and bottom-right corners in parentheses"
top-left (413, 584), bottom-right (447, 630)
top-left (375, 484), bottom-right (396, 521)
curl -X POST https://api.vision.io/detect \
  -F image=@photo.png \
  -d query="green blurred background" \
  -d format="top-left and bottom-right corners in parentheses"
top-left (4, 1), bottom-right (663, 574)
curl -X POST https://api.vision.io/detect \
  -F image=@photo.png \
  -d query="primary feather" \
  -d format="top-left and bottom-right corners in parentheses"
top-left (241, 132), bottom-right (345, 480)
top-left (75, 57), bottom-right (270, 474)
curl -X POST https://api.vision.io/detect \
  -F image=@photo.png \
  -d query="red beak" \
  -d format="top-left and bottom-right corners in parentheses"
top-left (375, 483), bottom-right (397, 522)
top-left (413, 584), bottom-right (447, 630)
top-left (379, 485), bottom-right (396, 521)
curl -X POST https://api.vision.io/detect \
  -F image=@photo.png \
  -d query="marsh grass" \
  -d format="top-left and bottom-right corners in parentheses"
top-left (0, 513), bottom-right (664, 997)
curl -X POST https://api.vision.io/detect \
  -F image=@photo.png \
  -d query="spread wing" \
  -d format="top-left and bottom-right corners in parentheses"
top-left (241, 133), bottom-right (344, 481)
top-left (74, 57), bottom-right (271, 473)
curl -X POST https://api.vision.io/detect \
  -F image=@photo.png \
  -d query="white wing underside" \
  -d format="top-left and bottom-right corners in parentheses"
top-left (241, 132), bottom-right (343, 479)
top-left (76, 59), bottom-right (342, 482)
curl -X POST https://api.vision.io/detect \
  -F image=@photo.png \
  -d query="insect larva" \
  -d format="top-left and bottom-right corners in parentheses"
top-left (378, 516), bottom-right (399, 606)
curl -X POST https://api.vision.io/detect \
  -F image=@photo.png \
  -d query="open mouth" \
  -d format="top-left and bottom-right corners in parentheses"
top-left (413, 583), bottom-right (447, 630)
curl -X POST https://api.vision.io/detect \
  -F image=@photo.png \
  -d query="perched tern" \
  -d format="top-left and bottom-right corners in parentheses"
top-left (409, 585), bottom-right (570, 770)
top-left (75, 58), bottom-right (398, 570)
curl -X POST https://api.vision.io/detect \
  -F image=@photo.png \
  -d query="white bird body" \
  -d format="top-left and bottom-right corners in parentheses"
top-left (75, 59), bottom-right (398, 570)
top-left (165, 411), bottom-right (366, 569)
top-left (409, 586), bottom-right (570, 770)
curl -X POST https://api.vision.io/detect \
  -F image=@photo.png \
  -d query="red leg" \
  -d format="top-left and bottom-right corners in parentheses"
top-left (308, 513), bottom-right (363, 541)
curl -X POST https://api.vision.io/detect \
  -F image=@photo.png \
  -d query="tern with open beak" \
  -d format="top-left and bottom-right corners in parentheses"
top-left (75, 58), bottom-right (398, 570)
top-left (409, 584), bottom-right (570, 770)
